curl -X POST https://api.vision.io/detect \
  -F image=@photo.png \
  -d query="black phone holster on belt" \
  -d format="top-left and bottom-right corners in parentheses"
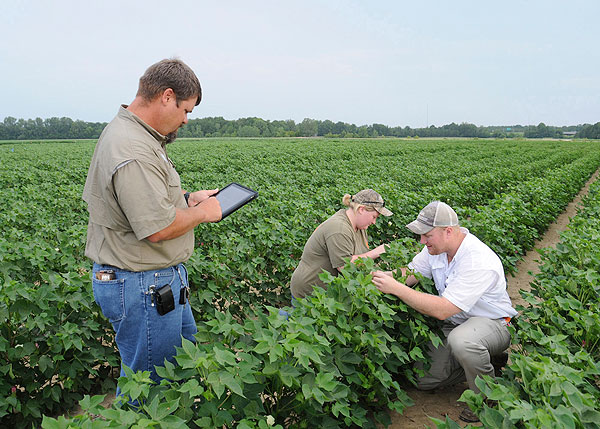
top-left (154, 284), bottom-right (175, 315)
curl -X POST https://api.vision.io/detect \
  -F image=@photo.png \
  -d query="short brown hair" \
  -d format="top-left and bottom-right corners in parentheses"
top-left (137, 58), bottom-right (202, 106)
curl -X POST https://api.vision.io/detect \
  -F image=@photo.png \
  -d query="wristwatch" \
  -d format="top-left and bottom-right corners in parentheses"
top-left (184, 192), bottom-right (190, 206)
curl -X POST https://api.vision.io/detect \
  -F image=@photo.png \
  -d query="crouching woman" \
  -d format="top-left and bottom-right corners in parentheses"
top-left (290, 189), bottom-right (393, 300)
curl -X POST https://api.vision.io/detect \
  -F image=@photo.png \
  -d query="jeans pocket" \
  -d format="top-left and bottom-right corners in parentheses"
top-left (93, 278), bottom-right (125, 323)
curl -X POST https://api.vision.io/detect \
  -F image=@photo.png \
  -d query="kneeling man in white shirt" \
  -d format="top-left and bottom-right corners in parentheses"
top-left (372, 201), bottom-right (517, 422)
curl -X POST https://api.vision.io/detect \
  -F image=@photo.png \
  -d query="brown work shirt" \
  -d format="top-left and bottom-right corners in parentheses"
top-left (82, 106), bottom-right (193, 271)
top-left (290, 209), bottom-right (369, 298)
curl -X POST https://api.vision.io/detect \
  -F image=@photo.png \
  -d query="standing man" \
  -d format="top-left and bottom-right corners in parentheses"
top-left (371, 201), bottom-right (516, 423)
top-left (82, 59), bottom-right (222, 385)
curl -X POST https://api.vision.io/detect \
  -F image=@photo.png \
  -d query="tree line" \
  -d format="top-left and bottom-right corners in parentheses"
top-left (0, 115), bottom-right (597, 140)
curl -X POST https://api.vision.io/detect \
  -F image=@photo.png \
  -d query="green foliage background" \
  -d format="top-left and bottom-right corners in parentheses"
top-left (2, 115), bottom-right (596, 140)
top-left (445, 178), bottom-right (600, 429)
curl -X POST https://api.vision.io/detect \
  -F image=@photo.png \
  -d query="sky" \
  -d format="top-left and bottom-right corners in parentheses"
top-left (1, 0), bottom-right (599, 128)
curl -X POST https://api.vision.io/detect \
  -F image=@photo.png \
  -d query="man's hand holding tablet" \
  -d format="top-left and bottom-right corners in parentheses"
top-left (187, 189), bottom-right (219, 207)
top-left (213, 183), bottom-right (258, 220)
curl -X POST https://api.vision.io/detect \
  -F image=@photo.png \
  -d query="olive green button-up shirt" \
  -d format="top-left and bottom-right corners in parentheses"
top-left (290, 209), bottom-right (369, 299)
top-left (82, 106), bottom-right (193, 271)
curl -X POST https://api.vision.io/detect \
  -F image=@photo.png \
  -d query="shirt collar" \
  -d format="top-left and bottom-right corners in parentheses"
top-left (452, 227), bottom-right (470, 261)
top-left (118, 105), bottom-right (169, 146)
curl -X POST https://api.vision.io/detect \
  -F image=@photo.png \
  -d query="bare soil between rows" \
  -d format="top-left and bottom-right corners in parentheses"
top-left (388, 169), bottom-right (599, 428)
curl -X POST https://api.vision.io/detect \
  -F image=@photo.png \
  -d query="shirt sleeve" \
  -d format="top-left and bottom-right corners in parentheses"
top-left (326, 232), bottom-right (356, 269)
top-left (408, 246), bottom-right (433, 279)
top-left (112, 160), bottom-right (176, 240)
top-left (442, 269), bottom-right (499, 312)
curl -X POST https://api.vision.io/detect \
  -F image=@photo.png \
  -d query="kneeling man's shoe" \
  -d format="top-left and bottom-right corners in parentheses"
top-left (459, 406), bottom-right (479, 423)
top-left (491, 351), bottom-right (509, 377)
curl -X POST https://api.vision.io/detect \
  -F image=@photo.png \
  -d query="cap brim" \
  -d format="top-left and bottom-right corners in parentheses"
top-left (406, 220), bottom-right (434, 235)
top-left (375, 206), bottom-right (393, 217)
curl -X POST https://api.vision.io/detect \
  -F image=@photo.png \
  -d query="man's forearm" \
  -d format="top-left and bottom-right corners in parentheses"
top-left (390, 284), bottom-right (451, 319)
top-left (146, 199), bottom-right (221, 242)
top-left (372, 271), bottom-right (460, 320)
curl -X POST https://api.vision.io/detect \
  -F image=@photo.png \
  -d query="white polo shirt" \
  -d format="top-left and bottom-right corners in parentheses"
top-left (408, 228), bottom-right (517, 325)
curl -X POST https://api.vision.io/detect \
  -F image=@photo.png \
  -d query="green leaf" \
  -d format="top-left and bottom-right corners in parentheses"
top-left (549, 405), bottom-right (577, 429)
top-left (409, 346), bottom-right (424, 360)
top-left (221, 372), bottom-right (245, 398)
top-left (79, 394), bottom-right (106, 411)
top-left (181, 337), bottom-right (198, 361)
top-left (194, 417), bottom-right (213, 427)
top-left (581, 408), bottom-right (600, 424)
top-left (262, 361), bottom-right (278, 375)
top-left (144, 395), bottom-right (161, 420)
top-left (332, 400), bottom-right (351, 418)
top-left (293, 342), bottom-right (324, 368)
top-left (479, 407), bottom-right (507, 428)
top-left (40, 416), bottom-right (62, 429)
top-left (253, 341), bottom-right (271, 354)
top-left (155, 359), bottom-right (177, 380)
top-left (38, 355), bottom-right (53, 373)
top-left (207, 372), bottom-right (226, 399)
top-left (278, 364), bottom-right (301, 387)
top-left (178, 379), bottom-right (204, 397)
top-left (315, 372), bottom-right (337, 392)
top-left (213, 346), bottom-right (238, 366)
top-left (153, 398), bottom-right (180, 421)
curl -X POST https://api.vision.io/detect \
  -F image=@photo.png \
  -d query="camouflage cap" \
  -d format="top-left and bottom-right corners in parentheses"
top-left (406, 201), bottom-right (458, 234)
top-left (352, 189), bottom-right (393, 216)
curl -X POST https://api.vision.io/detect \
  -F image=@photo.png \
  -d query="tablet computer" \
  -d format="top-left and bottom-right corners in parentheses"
top-left (214, 183), bottom-right (258, 220)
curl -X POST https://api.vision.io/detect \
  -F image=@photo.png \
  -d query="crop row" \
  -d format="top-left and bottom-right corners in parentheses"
top-left (440, 175), bottom-right (600, 428)
top-left (184, 142), bottom-right (600, 317)
top-left (39, 142), bottom-right (600, 427)
top-left (1, 138), bottom-right (597, 427)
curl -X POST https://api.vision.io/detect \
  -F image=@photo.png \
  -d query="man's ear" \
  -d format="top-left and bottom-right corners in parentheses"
top-left (161, 88), bottom-right (175, 105)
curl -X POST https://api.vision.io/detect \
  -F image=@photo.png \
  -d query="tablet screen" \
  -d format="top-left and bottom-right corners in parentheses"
top-left (214, 183), bottom-right (258, 220)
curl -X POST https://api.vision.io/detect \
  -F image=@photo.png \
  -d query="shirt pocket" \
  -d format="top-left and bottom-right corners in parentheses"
top-left (167, 167), bottom-right (186, 208)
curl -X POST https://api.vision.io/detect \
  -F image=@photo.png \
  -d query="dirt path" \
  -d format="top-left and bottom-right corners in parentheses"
top-left (387, 169), bottom-right (599, 428)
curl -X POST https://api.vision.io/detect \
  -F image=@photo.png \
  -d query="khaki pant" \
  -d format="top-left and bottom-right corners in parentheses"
top-left (415, 317), bottom-right (511, 394)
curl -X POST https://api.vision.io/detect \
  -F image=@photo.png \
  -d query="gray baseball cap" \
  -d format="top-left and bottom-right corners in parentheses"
top-left (406, 201), bottom-right (458, 234)
top-left (352, 189), bottom-right (393, 216)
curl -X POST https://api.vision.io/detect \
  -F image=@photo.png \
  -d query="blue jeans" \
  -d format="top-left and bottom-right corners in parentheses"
top-left (278, 295), bottom-right (298, 319)
top-left (92, 263), bottom-right (197, 388)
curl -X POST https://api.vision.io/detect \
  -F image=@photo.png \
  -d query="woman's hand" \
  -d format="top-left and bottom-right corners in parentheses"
top-left (369, 244), bottom-right (387, 259)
